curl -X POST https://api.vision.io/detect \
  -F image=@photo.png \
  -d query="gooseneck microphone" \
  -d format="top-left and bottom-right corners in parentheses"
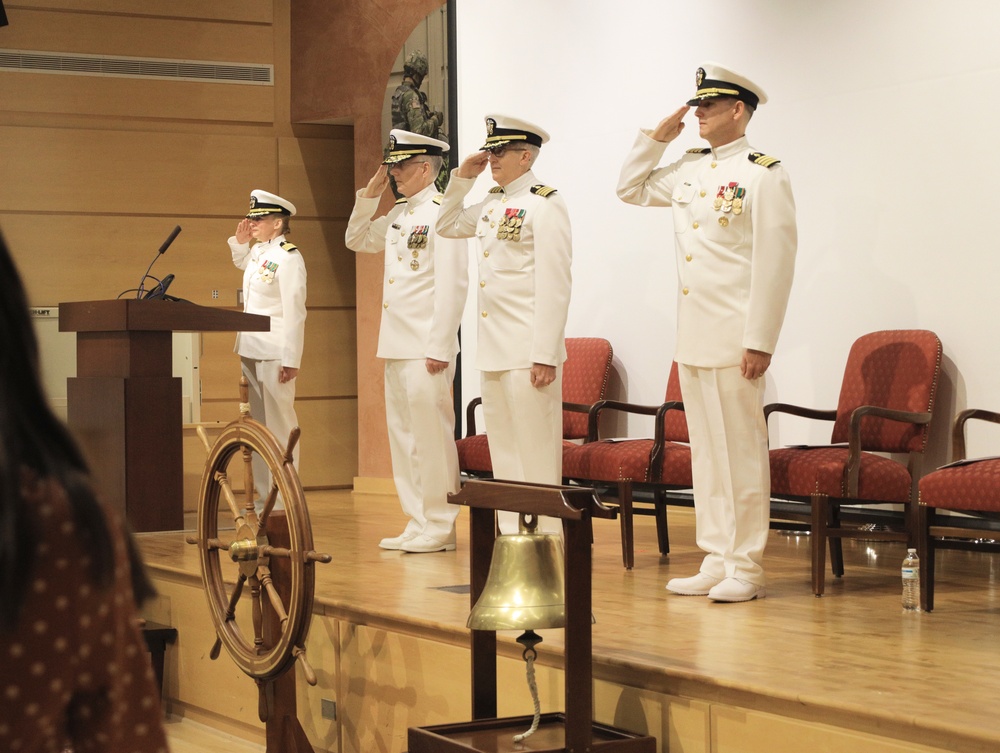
top-left (136, 225), bottom-right (181, 299)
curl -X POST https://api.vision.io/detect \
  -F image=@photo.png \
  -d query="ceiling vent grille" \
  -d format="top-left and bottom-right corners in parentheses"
top-left (0, 49), bottom-right (273, 85)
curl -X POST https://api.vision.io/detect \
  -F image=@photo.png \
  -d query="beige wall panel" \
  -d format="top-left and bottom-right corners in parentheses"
top-left (338, 623), bottom-right (470, 753)
top-left (199, 310), bottom-right (357, 402)
top-left (297, 398), bottom-right (358, 488)
top-left (594, 681), bottom-right (709, 753)
top-left (298, 614), bottom-right (340, 752)
top-left (0, 126), bottom-right (276, 215)
top-left (299, 309), bottom-right (358, 397)
top-left (295, 219), bottom-right (357, 308)
top-left (711, 706), bottom-right (950, 753)
top-left (2, 216), bottom-right (274, 308)
top-left (199, 333), bottom-right (244, 402)
top-left (199, 397), bottom-right (357, 489)
top-left (0, 71), bottom-right (274, 124)
top-left (2, 8), bottom-right (273, 65)
top-left (278, 136), bottom-right (356, 219)
top-left (14, 0), bottom-right (273, 24)
top-left (142, 577), bottom-right (266, 735)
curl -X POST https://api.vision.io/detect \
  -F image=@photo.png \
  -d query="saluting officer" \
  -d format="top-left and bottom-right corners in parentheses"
top-left (230, 190), bottom-right (307, 506)
top-left (617, 63), bottom-right (797, 602)
top-left (436, 114), bottom-right (572, 534)
top-left (346, 130), bottom-right (469, 553)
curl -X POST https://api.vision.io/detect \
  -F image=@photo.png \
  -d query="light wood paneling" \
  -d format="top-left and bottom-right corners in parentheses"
top-left (278, 136), bottom-right (356, 219)
top-left (14, 0), bottom-right (273, 23)
top-left (0, 126), bottom-right (275, 215)
top-left (1, 8), bottom-right (273, 63)
top-left (199, 310), bottom-right (357, 401)
top-left (198, 396), bottom-right (357, 489)
top-left (295, 219), bottom-right (356, 308)
top-left (4, 214), bottom-right (354, 310)
top-left (0, 73), bottom-right (275, 124)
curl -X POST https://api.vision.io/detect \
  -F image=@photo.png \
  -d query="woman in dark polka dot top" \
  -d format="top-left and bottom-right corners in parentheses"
top-left (0, 232), bottom-right (168, 753)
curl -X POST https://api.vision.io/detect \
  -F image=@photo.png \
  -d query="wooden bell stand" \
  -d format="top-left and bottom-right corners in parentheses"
top-left (408, 479), bottom-right (657, 753)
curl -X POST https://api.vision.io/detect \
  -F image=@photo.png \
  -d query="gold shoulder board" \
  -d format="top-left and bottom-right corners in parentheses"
top-left (394, 197), bottom-right (408, 205)
top-left (749, 152), bottom-right (781, 168)
top-left (489, 186), bottom-right (504, 194)
top-left (280, 242), bottom-right (299, 253)
top-left (686, 148), bottom-right (711, 154)
top-left (530, 184), bottom-right (558, 197)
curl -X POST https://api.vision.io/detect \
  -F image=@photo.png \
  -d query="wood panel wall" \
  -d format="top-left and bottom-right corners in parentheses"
top-left (0, 0), bottom-right (358, 490)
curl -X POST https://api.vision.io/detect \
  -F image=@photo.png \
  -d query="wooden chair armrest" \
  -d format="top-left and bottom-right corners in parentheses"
top-left (465, 396), bottom-right (483, 438)
top-left (845, 405), bottom-right (932, 496)
top-left (953, 408), bottom-right (1000, 462)
top-left (763, 402), bottom-right (837, 422)
top-left (584, 399), bottom-right (664, 443)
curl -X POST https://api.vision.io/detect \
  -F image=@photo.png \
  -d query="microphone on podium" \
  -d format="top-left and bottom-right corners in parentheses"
top-left (135, 225), bottom-right (181, 300)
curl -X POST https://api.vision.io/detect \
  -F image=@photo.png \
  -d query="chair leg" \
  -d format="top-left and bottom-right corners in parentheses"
top-left (618, 478), bottom-right (635, 570)
top-left (654, 490), bottom-right (670, 554)
top-left (916, 504), bottom-right (934, 612)
top-left (829, 503), bottom-right (844, 578)
top-left (810, 494), bottom-right (829, 596)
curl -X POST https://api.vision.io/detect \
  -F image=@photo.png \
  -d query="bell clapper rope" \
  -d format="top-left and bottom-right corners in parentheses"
top-left (513, 629), bottom-right (543, 743)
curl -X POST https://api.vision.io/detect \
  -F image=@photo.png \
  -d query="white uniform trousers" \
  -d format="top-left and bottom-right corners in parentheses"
top-left (384, 359), bottom-right (461, 540)
top-left (481, 367), bottom-right (563, 534)
top-left (241, 357), bottom-right (300, 509)
top-left (678, 363), bottom-right (770, 585)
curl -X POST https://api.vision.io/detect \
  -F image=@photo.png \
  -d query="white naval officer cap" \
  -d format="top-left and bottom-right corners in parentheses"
top-left (382, 129), bottom-right (450, 164)
top-left (686, 62), bottom-right (768, 110)
top-left (480, 114), bottom-right (550, 151)
top-left (246, 189), bottom-right (296, 219)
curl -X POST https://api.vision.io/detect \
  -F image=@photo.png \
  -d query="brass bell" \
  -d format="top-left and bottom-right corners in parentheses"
top-left (467, 513), bottom-right (565, 631)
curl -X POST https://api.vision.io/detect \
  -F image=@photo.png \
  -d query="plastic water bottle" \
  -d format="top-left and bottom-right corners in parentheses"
top-left (901, 548), bottom-right (920, 611)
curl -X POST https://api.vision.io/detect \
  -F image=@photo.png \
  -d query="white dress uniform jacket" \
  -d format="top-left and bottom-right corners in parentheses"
top-left (229, 234), bottom-right (307, 367)
top-left (345, 183), bottom-right (469, 360)
top-left (616, 131), bottom-right (796, 366)
top-left (436, 169), bottom-right (572, 370)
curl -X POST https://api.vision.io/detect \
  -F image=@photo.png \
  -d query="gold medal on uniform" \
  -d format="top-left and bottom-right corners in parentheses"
top-left (407, 225), bottom-right (430, 250)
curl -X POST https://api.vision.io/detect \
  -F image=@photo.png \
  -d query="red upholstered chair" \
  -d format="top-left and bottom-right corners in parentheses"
top-left (563, 361), bottom-right (691, 569)
top-left (917, 409), bottom-right (1000, 611)
top-left (456, 337), bottom-right (614, 476)
top-left (766, 330), bottom-right (942, 596)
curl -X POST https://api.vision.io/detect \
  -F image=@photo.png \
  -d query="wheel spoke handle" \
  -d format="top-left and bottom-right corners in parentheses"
top-left (215, 470), bottom-right (246, 527)
top-left (294, 646), bottom-right (318, 686)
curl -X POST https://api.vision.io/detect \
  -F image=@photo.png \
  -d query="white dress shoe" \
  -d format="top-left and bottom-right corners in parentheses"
top-left (665, 572), bottom-right (722, 595)
top-left (400, 533), bottom-right (457, 553)
top-left (707, 577), bottom-right (766, 602)
top-left (379, 530), bottom-right (418, 550)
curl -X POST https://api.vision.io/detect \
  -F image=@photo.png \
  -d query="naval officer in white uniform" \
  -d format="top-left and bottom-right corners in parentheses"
top-left (617, 64), bottom-right (797, 602)
top-left (437, 114), bottom-right (572, 534)
top-left (346, 130), bottom-right (469, 553)
top-left (229, 190), bottom-right (307, 504)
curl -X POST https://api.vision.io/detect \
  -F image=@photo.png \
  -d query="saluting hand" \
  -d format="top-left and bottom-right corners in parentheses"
top-left (651, 105), bottom-right (691, 143)
top-left (235, 219), bottom-right (253, 244)
top-left (360, 164), bottom-right (390, 199)
top-left (455, 151), bottom-right (490, 180)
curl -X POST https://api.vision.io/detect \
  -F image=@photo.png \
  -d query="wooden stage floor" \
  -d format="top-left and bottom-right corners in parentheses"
top-left (139, 489), bottom-right (1000, 752)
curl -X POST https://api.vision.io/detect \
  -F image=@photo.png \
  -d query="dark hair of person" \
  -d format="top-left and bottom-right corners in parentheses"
top-left (0, 231), bottom-right (153, 630)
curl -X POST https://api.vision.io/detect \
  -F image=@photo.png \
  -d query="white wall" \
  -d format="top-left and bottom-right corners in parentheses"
top-left (453, 0), bottom-right (1000, 463)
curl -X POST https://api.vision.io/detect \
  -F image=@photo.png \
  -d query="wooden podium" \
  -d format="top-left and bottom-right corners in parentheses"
top-left (59, 299), bottom-right (268, 532)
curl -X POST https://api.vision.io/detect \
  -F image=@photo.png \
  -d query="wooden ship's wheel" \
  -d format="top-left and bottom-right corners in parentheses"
top-left (187, 378), bottom-right (330, 751)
